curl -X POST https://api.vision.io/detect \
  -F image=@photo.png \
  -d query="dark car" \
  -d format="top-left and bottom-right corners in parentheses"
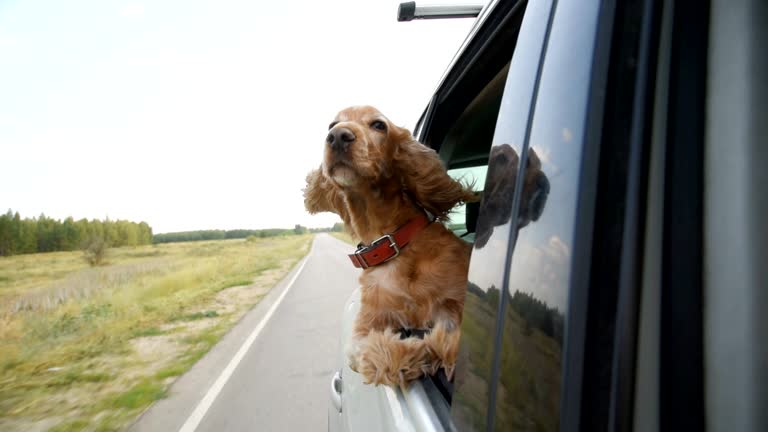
top-left (329, 0), bottom-right (767, 430)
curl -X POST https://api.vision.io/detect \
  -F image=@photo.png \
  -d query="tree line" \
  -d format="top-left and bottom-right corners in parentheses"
top-left (153, 223), bottom-right (344, 244)
top-left (467, 283), bottom-right (565, 346)
top-left (0, 210), bottom-right (153, 256)
top-left (509, 290), bottom-right (565, 346)
top-left (0, 209), bottom-right (347, 254)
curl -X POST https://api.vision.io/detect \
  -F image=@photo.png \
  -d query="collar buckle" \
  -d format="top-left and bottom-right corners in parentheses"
top-left (354, 234), bottom-right (399, 269)
top-left (347, 214), bottom-right (430, 269)
top-left (372, 233), bottom-right (400, 263)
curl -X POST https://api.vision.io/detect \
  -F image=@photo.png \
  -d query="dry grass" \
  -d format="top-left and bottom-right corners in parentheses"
top-left (0, 235), bottom-right (312, 431)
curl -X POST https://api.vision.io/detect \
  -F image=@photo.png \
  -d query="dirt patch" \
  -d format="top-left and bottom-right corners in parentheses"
top-left (213, 284), bottom-right (269, 315)
top-left (256, 265), bottom-right (292, 285)
top-left (211, 260), bottom-right (294, 316)
top-left (0, 416), bottom-right (64, 432)
top-left (90, 355), bottom-right (138, 381)
top-left (130, 334), bottom-right (182, 363)
top-left (159, 321), bottom-right (186, 332)
top-left (179, 317), bottom-right (221, 333)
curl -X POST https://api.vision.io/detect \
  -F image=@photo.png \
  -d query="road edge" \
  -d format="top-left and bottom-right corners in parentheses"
top-left (129, 237), bottom-right (316, 432)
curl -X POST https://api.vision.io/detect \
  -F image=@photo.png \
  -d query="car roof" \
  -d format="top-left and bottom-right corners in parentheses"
top-left (429, 0), bottom-right (502, 97)
top-left (415, 0), bottom-right (510, 140)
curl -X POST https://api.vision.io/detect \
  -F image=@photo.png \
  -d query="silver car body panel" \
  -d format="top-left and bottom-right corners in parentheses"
top-left (328, 289), bottom-right (449, 432)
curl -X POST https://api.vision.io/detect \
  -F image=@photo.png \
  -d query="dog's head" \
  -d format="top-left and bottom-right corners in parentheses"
top-left (322, 105), bottom-right (409, 188)
top-left (474, 144), bottom-right (550, 248)
top-left (317, 105), bottom-right (475, 220)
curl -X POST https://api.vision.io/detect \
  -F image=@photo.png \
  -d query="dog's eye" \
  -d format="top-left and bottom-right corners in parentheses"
top-left (328, 121), bottom-right (339, 130)
top-left (371, 120), bottom-right (387, 131)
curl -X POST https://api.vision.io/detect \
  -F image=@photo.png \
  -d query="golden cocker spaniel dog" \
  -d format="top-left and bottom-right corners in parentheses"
top-left (304, 106), bottom-right (475, 386)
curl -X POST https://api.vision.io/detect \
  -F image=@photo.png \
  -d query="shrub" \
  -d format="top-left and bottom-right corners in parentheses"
top-left (82, 236), bottom-right (108, 266)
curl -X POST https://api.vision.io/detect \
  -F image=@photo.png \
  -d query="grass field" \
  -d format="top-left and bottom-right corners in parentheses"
top-left (0, 235), bottom-right (312, 431)
top-left (452, 288), bottom-right (561, 430)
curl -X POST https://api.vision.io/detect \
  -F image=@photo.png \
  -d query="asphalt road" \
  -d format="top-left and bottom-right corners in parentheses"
top-left (131, 234), bottom-right (359, 432)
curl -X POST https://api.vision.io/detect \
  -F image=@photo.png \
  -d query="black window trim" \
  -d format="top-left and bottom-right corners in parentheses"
top-left (658, 0), bottom-right (709, 429)
top-left (607, 0), bottom-right (663, 429)
top-left (418, 0), bottom-right (528, 151)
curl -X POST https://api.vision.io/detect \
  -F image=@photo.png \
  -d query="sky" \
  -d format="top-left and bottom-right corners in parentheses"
top-left (0, 0), bottom-right (477, 233)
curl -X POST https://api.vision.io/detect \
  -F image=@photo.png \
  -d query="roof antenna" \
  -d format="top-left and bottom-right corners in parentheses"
top-left (397, 2), bottom-right (484, 21)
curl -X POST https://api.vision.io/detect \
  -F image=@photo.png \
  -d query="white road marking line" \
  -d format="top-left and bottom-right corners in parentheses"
top-left (178, 252), bottom-right (312, 432)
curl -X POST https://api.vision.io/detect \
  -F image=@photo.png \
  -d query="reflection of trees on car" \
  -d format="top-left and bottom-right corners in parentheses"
top-left (456, 283), bottom-right (562, 431)
top-left (495, 286), bottom-right (562, 432)
top-left (465, 283), bottom-right (564, 346)
top-left (509, 290), bottom-right (564, 346)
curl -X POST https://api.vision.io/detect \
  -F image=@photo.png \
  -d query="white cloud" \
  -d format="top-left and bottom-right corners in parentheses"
top-left (0, 34), bottom-right (18, 48)
top-left (119, 3), bottom-right (144, 18)
top-left (508, 235), bottom-right (571, 311)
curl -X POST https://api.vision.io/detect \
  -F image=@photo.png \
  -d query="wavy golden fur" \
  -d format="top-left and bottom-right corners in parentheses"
top-left (304, 106), bottom-right (475, 386)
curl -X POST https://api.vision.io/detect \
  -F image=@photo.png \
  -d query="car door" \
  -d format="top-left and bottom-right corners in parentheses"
top-left (451, 0), bottom-right (747, 430)
top-left (452, 0), bottom-right (659, 430)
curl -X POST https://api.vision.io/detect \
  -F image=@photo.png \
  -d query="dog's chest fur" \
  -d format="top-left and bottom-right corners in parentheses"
top-left (358, 259), bottom-right (434, 329)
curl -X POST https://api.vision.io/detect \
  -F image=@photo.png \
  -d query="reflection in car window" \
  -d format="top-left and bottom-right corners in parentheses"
top-left (450, 0), bottom-right (557, 430)
top-left (473, 145), bottom-right (549, 249)
top-left (492, 0), bottom-right (604, 429)
top-left (492, 145), bottom-right (564, 431)
top-left (446, 166), bottom-right (487, 238)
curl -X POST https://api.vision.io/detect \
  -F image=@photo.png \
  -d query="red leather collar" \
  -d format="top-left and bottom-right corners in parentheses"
top-left (348, 214), bottom-right (431, 269)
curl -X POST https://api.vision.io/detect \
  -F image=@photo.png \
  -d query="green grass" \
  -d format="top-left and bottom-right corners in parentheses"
top-left (153, 364), bottom-right (187, 380)
top-left (130, 327), bottom-right (165, 338)
top-left (110, 380), bottom-right (167, 409)
top-left (181, 328), bottom-right (224, 346)
top-left (152, 325), bottom-right (228, 382)
top-left (218, 279), bottom-right (254, 290)
top-left (47, 370), bottom-right (114, 387)
top-left (0, 235), bottom-right (313, 431)
top-left (48, 419), bottom-right (90, 432)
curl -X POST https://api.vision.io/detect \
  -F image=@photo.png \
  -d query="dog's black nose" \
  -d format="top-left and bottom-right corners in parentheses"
top-left (326, 127), bottom-right (355, 151)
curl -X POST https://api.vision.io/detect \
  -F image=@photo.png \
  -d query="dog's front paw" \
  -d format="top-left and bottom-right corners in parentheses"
top-left (424, 322), bottom-right (461, 380)
top-left (346, 339), bottom-right (362, 373)
top-left (357, 330), bottom-right (430, 387)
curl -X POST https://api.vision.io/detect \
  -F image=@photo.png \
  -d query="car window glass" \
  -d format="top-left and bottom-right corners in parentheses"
top-left (450, 0), bottom-right (557, 430)
top-left (492, 0), bottom-right (604, 430)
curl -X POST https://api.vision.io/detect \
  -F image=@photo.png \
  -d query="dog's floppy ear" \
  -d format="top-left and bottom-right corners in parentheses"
top-left (303, 167), bottom-right (345, 216)
top-left (518, 148), bottom-right (550, 228)
top-left (392, 135), bottom-right (476, 219)
top-left (474, 144), bottom-right (519, 248)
